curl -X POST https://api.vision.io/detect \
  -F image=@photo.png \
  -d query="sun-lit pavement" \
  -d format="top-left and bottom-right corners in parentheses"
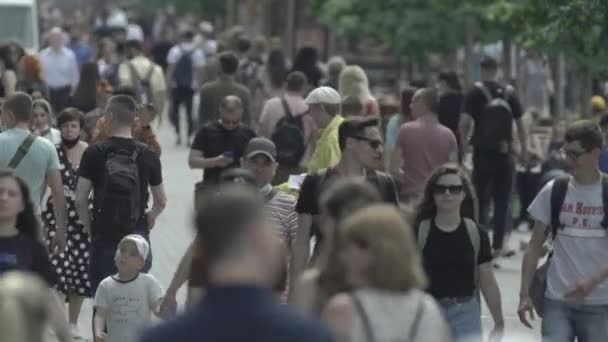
top-left (47, 119), bottom-right (543, 341)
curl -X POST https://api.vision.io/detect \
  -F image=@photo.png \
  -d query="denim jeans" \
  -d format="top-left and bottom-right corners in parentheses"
top-left (439, 298), bottom-right (482, 342)
top-left (542, 298), bottom-right (608, 342)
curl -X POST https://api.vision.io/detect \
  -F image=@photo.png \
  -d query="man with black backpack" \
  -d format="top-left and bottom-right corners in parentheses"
top-left (291, 116), bottom-right (399, 290)
top-left (459, 56), bottom-right (527, 256)
top-left (167, 30), bottom-right (206, 146)
top-left (258, 72), bottom-right (316, 184)
top-left (119, 40), bottom-right (167, 122)
top-left (75, 95), bottom-right (167, 295)
top-left (519, 121), bottom-right (608, 342)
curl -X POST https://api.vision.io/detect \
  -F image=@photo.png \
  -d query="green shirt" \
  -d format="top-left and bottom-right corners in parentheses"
top-left (0, 128), bottom-right (60, 213)
top-left (307, 115), bottom-right (344, 173)
top-left (198, 76), bottom-right (252, 125)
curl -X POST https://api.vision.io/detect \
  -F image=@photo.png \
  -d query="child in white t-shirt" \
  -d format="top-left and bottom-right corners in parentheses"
top-left (94, 235), bottom-right (163, 342)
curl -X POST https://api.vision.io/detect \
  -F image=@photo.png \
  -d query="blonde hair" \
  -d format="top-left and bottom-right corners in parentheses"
top-left (338, 65), bottom-right (371, 100)
top-left (339, 204), bottom-right (427, 292)
top-left (0, 272), bottom-right (51, 342)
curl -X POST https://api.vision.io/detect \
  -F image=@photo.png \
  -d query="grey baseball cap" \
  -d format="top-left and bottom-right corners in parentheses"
top-left (245, 137), bottom-right (277, 162)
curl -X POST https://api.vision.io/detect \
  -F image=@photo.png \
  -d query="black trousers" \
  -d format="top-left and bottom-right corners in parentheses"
top-left (473, 150), bottom-right (514, 250)
top-left (49, 86), bottom-right (72, 112)
top-left (516, 169), bottom-right (542, 221)
top-left (170, 87), bottom-right (195, 136)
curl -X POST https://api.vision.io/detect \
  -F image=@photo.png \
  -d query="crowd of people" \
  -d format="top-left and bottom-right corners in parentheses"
top-left (0, 3), bottom-right (608, 342)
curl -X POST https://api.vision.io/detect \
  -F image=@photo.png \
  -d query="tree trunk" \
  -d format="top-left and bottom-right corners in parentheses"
top-left (553, 53), bottom-right (566, 118)
top-left (580, 67), bottom-right (593, 118)
top-left (284, 0), bottom-right (296, 59)
top-left (464, 19), bottom-right (475, 88)
top-left (502, 38), bottom-right (512, 82)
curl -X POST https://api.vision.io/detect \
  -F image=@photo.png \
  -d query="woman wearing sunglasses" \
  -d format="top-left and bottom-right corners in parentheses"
top-left (412, 164), bottom-right (504, 342)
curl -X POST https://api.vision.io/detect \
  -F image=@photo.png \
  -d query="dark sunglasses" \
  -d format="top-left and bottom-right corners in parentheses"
top-left (433, 184), bottom-right (464, 195)
top-left (352, 136), bottom-right (383, 149)
top-left (560, 148), bottom-right (588, 159)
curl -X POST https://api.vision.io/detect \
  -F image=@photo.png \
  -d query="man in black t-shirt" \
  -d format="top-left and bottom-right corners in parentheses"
top-left (459, 56), bottom-right (527, 255)
top-left (189, 95), bottom-right (256, 186)
top-left (291, 116), bottom-right (399, 282)
top-left (75, 95), bottom-right (167, 293)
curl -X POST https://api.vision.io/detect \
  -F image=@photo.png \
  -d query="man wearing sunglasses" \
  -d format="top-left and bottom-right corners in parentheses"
top-left (291, 116), bottom-right (399, 294)
top-left (520, 121), bottom-right (608, 342)
top-left (189, 96), bottom-right (256, 187)
top-left (389, 87), bottom-right (458, 202)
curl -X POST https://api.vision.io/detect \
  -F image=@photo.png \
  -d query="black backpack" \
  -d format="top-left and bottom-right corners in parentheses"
top-left (550, 175), bottom-right (608, 238)
top-left (471, 82), bottom-right (514, 154)
top-left (127, 61), bottom-right (155, 105)
top-left (271, 97), bottom-right (307, 168)
top-left (95, 144), bottom-right (144, 240)
top-left (173, 48), bottom-right (194, 88)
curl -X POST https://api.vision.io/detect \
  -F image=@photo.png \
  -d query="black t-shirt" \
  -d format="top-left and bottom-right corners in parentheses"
top-left (78, 137), bottom-right (163, 237)
top-left (191, 122), bottom-right (256, 185)
top-left (462, 81), bottom-right (523, 123)
top-left (0, 233), bottom-right (57, 286)
top-left (417, 220), bottom-right (492, 299)
top-left (438, 92), bottom-right (463, 140)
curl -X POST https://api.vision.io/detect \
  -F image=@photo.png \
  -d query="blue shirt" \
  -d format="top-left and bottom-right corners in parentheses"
top-left (139, 285), bottom-right (333, 342)
top-left (599, 149), bottom-right (608, 173)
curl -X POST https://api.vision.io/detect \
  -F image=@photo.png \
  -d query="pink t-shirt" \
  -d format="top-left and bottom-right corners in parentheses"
top-left (258, 93), bottom-right (316, 144)
top-left (397, 115), bottom-right (457, 195)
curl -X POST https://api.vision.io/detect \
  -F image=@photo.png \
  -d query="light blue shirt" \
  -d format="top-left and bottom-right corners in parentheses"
top-left (39, 46), bottom-right (80, 89)
top-left (0, 128), bottom-right (60, 213)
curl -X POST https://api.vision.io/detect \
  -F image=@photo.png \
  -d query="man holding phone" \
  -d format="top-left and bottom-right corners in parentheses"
top-left (189, 95), bottom-right (256, 186)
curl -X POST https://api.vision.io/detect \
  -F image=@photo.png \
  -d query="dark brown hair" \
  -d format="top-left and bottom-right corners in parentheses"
top-left (4, 92), bottom-right (33, 122)
top-left (565, 120), bottom-right (603, 151)
top-left (0, 169), bottom-right (40, 240)
top-left (412, 163), bottom-right (478, 226)
top-left (338, 116), bottom-right (379, 150)
top-left (57, 108), bottom-right (85, 129)
top-left (105, 95), bottom-right (137, 126)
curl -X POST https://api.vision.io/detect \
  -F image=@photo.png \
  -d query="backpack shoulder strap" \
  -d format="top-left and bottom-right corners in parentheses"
top-left (474, 81), bottom-right (493, 103)
top-left (601, 174), bottom-right (608, 229)
top-left (550, 176), bottom-right (570, 239)
top-left (8, 134), bottom-right (36, 169)
top-left (463, 218), bottom-right (480, 262)
top-left (350, 293), bottom-right (374, 342)
top-left (127, 61), bottom-right (141, 82)
top-left (143, 63), bottom-right (156, 82)
top-left (280, 97), bottom-right (293, 118)
top-left (417, 219), bottom-right (432, 252)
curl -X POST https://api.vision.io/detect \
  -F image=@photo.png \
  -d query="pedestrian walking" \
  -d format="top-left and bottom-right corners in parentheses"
top-left (291, 178), bottom-right (382, 312)
top-left (31, 99), bottom-right (61, 144)
top-left (413, 164), bottom-right (504, 342)
top-left (189, 95), bottom-right (255, 187)
top-left (305, 86), bottom-right (344, 173)
top-left (459, 56), bottom-right (527, 256)
top-left (519, 121), bottom-right (608, 342)
top-left (292, 116), bottom-right (399, 287)
top-left (39, 27), bottom-right (80, 112)
top-left (322, 205), bottom-right (450, 342)
top-left (140, 185), bottom-right (333, 342)
top-left (0, 171), bottom-right (71, 342)
top-left (389, 87), bottom-right (458, 202)
top-left (338, 65), bottom-right (380, 116)
top-left (0, 92), bottom-right (67, 249)
top-left (41, 108), bottom-right (91, 339)
top-left (75, 94), bottom-right (167, 297)
top-left (93, 235), bottom-right (163, 342)
top-left (167, 30), bottom-right (205, 146)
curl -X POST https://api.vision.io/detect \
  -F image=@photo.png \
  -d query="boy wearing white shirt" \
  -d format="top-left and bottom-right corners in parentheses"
top-left (519, 120), bottom-right (608, 342)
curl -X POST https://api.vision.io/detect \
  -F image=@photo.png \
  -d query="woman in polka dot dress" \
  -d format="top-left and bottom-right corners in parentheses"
top-left (42, 108), bottom-right (91, 340)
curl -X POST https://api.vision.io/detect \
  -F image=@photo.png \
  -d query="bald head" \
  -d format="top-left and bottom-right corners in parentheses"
top-left (220, 96), bottom-right (243, 115)
top-left (219, 96), bottom-right (243, 130)
top-left (49, 27), bottom-right (64, 49)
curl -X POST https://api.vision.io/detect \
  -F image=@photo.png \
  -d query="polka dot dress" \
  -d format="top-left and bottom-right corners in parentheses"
top-left (43, 146), bottom-right (92, 298)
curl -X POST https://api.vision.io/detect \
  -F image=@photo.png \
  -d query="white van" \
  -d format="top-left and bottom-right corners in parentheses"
top-left (0, 0), bottom-right (39, 52)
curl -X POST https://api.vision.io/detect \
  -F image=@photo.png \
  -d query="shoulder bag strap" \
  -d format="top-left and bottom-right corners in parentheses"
top-left (474, 81), bottom-right (493, 103)
top-left (8, 134), bottom-right (36, 169)
top-left (417, 219), bottom-right (432, 253)
top-left (601, 174), bottom-right (608, 230)
top-left (127, 61), bottom-right (141, 83)
top-left (463, 218), bottom-right (481, 300)
top-left (351, 293), bottom-right (374, 342)
top-left (407, 299), bottom-right (426, 342)
top-left (280, 97), bottom-right (293, 118)
top-left (550, 176), bottom-right (570, 239)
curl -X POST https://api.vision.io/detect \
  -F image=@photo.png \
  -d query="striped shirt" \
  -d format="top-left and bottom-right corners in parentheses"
top-left (266, 191), bottom-right (298, 248)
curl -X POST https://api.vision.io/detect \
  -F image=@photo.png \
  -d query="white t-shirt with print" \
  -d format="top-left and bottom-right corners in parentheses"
top-left (94, 273), bottom-right (163, 342)
top-left (528, 177), bottom-right (608, 304)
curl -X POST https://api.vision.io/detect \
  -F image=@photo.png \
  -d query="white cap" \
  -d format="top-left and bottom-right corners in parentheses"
top-left (305, 86), bottom-right (341, 105)
top-left (120, 234), bottom-right (150, 261)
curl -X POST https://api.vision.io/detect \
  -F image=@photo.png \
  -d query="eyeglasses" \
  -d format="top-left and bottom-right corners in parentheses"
top-left (560, 148), bottom-right (588, 160)
top-left (433, 184), bottom-right (464, 195)
top-left (352, 136), bottom-right (383, 149)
